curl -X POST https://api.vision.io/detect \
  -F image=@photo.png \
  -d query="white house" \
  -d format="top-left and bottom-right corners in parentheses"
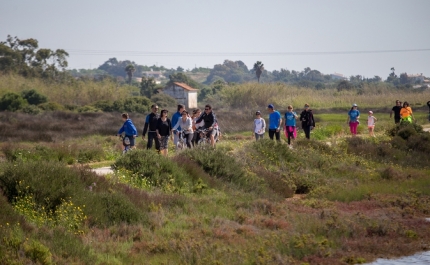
top-left (163, 82), bottom-right (198, 109)
top-left (330, 72), bottom-right (348, 80)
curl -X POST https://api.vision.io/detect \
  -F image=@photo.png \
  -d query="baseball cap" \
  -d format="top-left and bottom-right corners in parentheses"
top-left (369, 111), bottom-right (373, 114)
top-left (256, 110), bottom-right (261, 115)
top-left (267, 104), bottom-right (274, 109)
top-left (352, 103), bottom-right (358, 107)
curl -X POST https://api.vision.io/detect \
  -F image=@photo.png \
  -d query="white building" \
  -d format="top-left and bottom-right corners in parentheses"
top-left (330, 72), bottom-right (348, 80)
top-left (163, 82), bottom-right (198, 109)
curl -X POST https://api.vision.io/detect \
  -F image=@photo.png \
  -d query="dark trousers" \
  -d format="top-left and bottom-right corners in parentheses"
top-left (147, 132), bottom-right (160, 150)
top-left (184, 133), bottom-right (194, 148)
top-left (302, 126), bottom-right (311, 139)
top-left (268, 129), bottom-right (280, 141)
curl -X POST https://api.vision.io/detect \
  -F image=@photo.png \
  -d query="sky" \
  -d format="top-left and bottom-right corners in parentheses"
top-left (1, 0), bottom-right (430, 79)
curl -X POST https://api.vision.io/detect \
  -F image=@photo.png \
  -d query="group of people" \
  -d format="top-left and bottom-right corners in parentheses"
top-left (117, 104), bottom-right (219, 156)
top-left (253, 103), bottom-right (316, 147)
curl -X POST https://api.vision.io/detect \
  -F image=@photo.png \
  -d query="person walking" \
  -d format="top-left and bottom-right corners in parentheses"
top-left (347, 103), bottom-right (360, 136)
top-left (367, 111), bottom-right (377, 137)
top-left (299, 103), bottom-right (315, 139)
top-left (156, 109), bottom-right (172, 156)
top-left (267, 104), bottom-right (282, 141)
top-left (172, 111), bottom-right (194, 148)
top-left (284, 105), bottom-right (298, 146)
top-left (390, 100), bottom-right (402, 124)
top-left (427, 100), bottom-right (430, 122)
top-left (142, 104), bottom-right (160, 151)
top-left (117, 113), bottom-right (138, 150)
top-left (172, 104), bottom-right (185, 148)
top-left (253, 110), bottom-right (266, 140)
top-left (400, 101), bottom-right (415, 123)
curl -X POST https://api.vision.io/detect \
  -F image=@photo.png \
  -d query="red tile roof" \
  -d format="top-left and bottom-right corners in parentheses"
top-left (172, 82), bottom-right (198, 91)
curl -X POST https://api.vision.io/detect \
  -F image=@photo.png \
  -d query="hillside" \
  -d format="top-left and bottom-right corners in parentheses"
top-left (0, 109), bottom-right (430, 264)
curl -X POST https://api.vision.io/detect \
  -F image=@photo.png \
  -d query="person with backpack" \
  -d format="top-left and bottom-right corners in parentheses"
top-left (117, 113), bottom-right (137, 151)
top-left (253, 110), bottom-right (266, 140)
top-left (284, 105), bottom-right (298, 146)
top-left (300, 103), bottom-right (315, 139)
top-left (142, 104), bottom-right (160, 151)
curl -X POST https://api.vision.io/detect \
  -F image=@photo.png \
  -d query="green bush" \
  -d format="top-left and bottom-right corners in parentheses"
top-left (0, 92), bottom-right (26, 111)
top-left (150, 93), bottom-right (177, 108)
top-left (23, 240), bottom-right (52, 265)
top-left (21, 89), bottom-right (47, 105)
top-left (20, 104), bottom-right (41, 115)
top-left (38, 102), bottom-right (64, 111)
top-left (112, 96), bottom-right (151, 113)
top-left (184, 147), bottom-right (247, 183)
top-left (93, 100), bottom-right (114, 112)
top-left (112, 149), bottom-right (193, 192)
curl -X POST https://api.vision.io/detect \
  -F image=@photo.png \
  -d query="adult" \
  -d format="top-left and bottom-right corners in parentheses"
top-left (117, 113), bottom-right (137, 150)
top-left (156, 109), bottom-right (172, 156)
top-left (284, 105), bottom-right (298, 146)
top-left (172, 111), bottom-right (194, 148)
top-left (390, 100), bottom-right (402, 124)
top-left (300, 103), bottom-right (315, 139)
top-left (253, 110), bottom-right (266, 140)
top-left (191, 108), bottom-right (204, 146)
top-left (195, 104), bottom-right (217, 148)
top-left (427, 100), bottom-right (430, 122)
top-left (400, 101), bottom-right (414, 123)
top-left (267, 104), bottom-right (282, 141)
top-left (172, 104), bottom-right (185, 148)
top-left (347, 103), bottom-right (360, 136)
top-left (142, 104), bottom-right (160, 151)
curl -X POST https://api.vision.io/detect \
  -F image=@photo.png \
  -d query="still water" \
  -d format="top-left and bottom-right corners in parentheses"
top-left (363, 251), bottom-right (430, 265)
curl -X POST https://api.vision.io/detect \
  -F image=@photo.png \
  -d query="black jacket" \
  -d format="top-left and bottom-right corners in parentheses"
top-left (142, 112), bottom-right (160, 136)
top-left (196, 111), bottom-right (217, 129)
top-left (300, 110), bottom-right (315, 128)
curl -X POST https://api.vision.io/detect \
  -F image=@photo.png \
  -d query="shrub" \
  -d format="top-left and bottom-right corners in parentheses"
top-left (112, 96), bottom-right (151, 113)
top-left (184, 147), bottom-right (247, 184)
top-left (0, 92), bottom-right (26, 111)
top-left (93, 100), bottom-right (114, 112)
top-left (38, 102), bottom-right (64, 111)
top-left (20, 105), bottom-right (41, 115)
top-left (150, 93), bottom-right (177, 108)
top-left (23, 240), bottom-right (52, 265)
top-left (21, 89), bottom-right (47, 105)
top-left (112, 149), bottom-right (193, 192)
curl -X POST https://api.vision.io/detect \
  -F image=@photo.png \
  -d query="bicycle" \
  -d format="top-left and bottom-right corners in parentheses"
top-left (176, 130), bottom-right (186, 150)
top-left (119, 135), bottom-right (131, 154)
top-left (196, 128), bottom-right (220, 146)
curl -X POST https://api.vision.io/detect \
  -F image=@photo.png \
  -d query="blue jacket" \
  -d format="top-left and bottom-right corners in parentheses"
top-left (118, 119), bottom-right (137, 136)
top-left (171, 111), bottom-right (182, 132)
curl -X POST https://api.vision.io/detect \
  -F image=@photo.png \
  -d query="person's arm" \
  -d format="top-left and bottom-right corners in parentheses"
top-left (277, 115), bottom-right (282, 131)
top-left (142, 115), bottom-right (149, 138)
top-left (210, 113), bottom-right (217, 128)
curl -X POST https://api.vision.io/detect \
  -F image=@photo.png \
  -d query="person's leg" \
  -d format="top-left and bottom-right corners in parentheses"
top-left (147, 133), bottom-right (153, 149)
top-left (352, 122), bottom-right (358, 135)
top-left (268, 129), bottom-right (275, 140)
top-left (173, 133), bottom-right (179, 147)
top-left (210, 129), bottom-right (216, 147)
top-left (303, 126), bottom-right (310, 139)
top-left (275, 131), bottom-right (280, 141)
top-left (349, 122), bottom-right (354, 135)
top-left (255, 133), bottom-right (259, 141)
top-left (186, 133), bottom-right (193, 148)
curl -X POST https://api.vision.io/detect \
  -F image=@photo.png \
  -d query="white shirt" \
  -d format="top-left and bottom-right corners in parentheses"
top-left (254, 118), bottom-right (266, 134)
top-left (368, 116), bottom-right (376, 126)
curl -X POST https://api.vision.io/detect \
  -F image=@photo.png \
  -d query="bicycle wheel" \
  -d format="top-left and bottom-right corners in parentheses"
top-left (177, 141), bottom-right (184, 150)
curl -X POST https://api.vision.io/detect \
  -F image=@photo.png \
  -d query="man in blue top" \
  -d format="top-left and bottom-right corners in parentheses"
top-left (171, 104), bottom-right (185, 147)
top-left (267, 104), bottom-right (282, 141)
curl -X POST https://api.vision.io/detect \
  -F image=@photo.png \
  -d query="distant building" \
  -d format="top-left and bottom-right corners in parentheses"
top-left (407, 73), bottom-right (425, 84)
top-left (330, 72), bottom-right (348, 80)
top-left (142, 69), bottom-right (165, 79)
top-left (163, 82), bottom-right (198, 109)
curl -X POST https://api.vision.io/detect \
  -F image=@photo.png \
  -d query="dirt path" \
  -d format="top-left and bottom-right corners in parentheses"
top-left (92, 167), bottom-right (113, 175)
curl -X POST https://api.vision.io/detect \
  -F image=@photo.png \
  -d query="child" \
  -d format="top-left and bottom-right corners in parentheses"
top-left (253, 110), bottom-right (266, 140)
top-left (367, 111), bottom-right (377, 137)
top-left (117, 113), bottom-right (138, 150)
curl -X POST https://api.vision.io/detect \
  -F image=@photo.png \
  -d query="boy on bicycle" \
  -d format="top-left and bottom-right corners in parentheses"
top-left (117, 113), bottom-right (138, 150)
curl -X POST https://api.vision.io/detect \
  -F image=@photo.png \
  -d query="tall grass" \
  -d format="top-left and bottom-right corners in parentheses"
top-left (218, 82), bottom-right (430, 110)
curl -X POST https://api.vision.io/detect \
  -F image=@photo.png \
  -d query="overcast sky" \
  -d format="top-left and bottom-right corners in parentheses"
top-left (1, 0), bottom-right (430, 79)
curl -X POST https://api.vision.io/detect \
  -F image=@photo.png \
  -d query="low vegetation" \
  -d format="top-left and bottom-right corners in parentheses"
top-left (0, 109), bottom-right (429, 264)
